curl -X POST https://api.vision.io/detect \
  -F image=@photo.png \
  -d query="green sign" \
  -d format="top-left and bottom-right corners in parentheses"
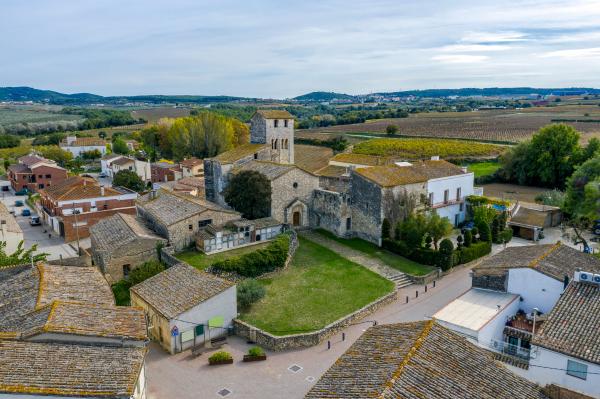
top-left (195, 324), bottom-right (204, 336)
top-left (208, 316), bottom-right (224, 328)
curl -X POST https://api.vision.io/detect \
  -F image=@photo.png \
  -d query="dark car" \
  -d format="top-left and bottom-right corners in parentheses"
top-left (22, 209), bottom-right (31, 217)
top-left (593, 220), bottom-right (600, 235)
top-left (14, 200), bottom-right (24, 207)
top-left (15, 188), bottom-right (29, 196)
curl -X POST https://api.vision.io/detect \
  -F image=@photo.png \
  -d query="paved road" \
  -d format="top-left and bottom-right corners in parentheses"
top-left (145, 265), bottom-right (472, 399)
top-left (0, 191), bottom-right (77, 260)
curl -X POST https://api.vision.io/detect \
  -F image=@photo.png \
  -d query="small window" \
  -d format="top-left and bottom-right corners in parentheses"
top-left (284, 119), bottom-right (289, 128)
top-left (346, 217), bottom-right (352, 230)
top-left (293, 182), bottom-right (298, 189)
top-left (274, 119), bottom-right (279, 128)
top-left (566, 360), bottom-right (587, 380)
top-left (45, 174), bottom-right (51, 178)
top-left (199, 219), bottom-right (212, 228)
top-left (38, 174), bottom-right (43, 178)
top-left (456, 187), bottom-right (461, 201)
top-left (38, 184), bottom-right (44, 189)
top-left (428, 192), bottom-right (434, 206)
top-left (254, 153), bottom-right (258, 160)
top-left (444, 189), bottom-right (449, 204)
top-left (459, 202), bottom-right (464, 212)
top-left (189, 224), bottom-right (193, 230)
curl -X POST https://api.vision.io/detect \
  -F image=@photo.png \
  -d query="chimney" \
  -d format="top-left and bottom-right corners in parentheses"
top-left (461, 166), bottom-right (468, 173)
top-left (430, 155), bottom-right (440, 161)
top-left (83, 179), bottom-right (87, 186)
top-left (100, 185), bottom-right (105, 196)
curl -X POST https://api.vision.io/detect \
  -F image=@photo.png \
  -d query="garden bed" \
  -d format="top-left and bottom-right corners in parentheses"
top-left (175, 242), bottom-right (270, 270)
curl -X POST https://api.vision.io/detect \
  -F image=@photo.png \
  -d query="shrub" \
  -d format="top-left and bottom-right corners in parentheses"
top-left (128, 260), bottom-right (165, 286)
top-left (439, 239), bottom-right (454, 254)
top-left (499, 228), bottom-right (513, 244)
top-left (424, 235), bottom-right (433, 249)
top-left (463, 230), bottom-right (472, 247)
top-left (209, 351), bottom-right (232, 362)
top-left (237, 279), bottom-right (266, 310)
top-left (471, 226), bottom-right (479, 241)
top-left (382, 238), bottom-right (411, 257)
top-left (248, 346), bottom-right (265, 357)
top-left (212, 234), bottom-right (290, 277)
top-left (477, 221), bottom-right (492, 242)
top-left (457, 241), bottom-right (491, 264)
top-left (386, 124), bottom-right (399, 135)
top-left (535, 189), bottom-right (565, 207)
top-left (456, 235), bottom-right (463, 249)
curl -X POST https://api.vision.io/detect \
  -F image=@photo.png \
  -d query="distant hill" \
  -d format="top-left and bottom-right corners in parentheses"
top-left (293, 91), bottom-right (355, 102)
top-left (377, 87), bottom-right (600, 98)
top-left (0, 86), bottom-right (250, 105)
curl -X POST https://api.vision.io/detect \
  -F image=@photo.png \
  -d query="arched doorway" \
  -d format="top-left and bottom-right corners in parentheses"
top-left (293, 211), bottom-right (301, 226)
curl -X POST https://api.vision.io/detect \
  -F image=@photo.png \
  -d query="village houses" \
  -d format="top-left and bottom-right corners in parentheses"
top-left (101, 154), bottom-right (152, 182)
top-left (59, 135), bottom-right (107, 157)
top-left (7, 154), bottom-right (68, 192)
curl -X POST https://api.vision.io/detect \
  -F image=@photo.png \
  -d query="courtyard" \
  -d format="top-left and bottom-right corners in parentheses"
top-left (175, 241), bottom-right (271, 270)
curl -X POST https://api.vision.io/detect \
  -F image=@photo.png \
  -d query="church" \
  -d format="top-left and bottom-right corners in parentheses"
top-left (204, 110), bottom-right (475, 245)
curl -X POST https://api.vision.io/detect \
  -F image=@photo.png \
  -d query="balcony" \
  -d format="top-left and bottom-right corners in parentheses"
top-left (489, 338), bottom-right (535, 361)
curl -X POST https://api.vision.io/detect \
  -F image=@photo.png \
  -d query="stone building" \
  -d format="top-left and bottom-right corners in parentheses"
top-left (0, 201), bottom-right (23, 253)
top-left (90, 213), bottom-right (167, 283)
top-left (136, 189), bottom-right (240, 250)
top-left (250, 110), bottom-right (295, 164)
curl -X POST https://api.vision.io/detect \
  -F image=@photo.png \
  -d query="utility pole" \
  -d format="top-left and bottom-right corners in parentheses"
top-left (72, 202), bottom-right (81, 255)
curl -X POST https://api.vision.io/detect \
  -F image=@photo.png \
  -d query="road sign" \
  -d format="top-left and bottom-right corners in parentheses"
top-left (171, 325), bottom-right (179, 337)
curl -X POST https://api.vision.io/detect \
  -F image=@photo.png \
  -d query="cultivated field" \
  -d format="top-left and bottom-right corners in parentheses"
top-left (0, 105), bottom-right (82, 126)
top-left (298, 106), bottom-right (600, 144)
top-left (480, 183), bottom-right (547, 203)
top-left (352, 138), bottom-right (505, 159)
top-left (130, 107), bottom-right (191, 123)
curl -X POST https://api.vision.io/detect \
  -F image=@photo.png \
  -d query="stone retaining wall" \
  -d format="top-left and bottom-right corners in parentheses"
top-left (234, 289), bottom-right (397, 351)
top-left (407, 268), bottom-right (442, 285)
top-left (160, 245), bottom-right (180, 268)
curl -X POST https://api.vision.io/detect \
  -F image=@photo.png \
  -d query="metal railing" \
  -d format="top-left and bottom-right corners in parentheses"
top-left (489, 338), bottom-right (535, 360)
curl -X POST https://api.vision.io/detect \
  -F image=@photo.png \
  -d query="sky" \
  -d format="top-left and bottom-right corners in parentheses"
top-left (2, 0), bottom-right (600, 98)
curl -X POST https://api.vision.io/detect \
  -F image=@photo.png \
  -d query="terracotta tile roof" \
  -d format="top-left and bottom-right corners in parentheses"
top-left (180, 157), bottom-right (203, 168)
top-left (0, 265), bottom-right (39, 333)
top-left (61, 137), bottom-right (106, 147)
top-left (315, 165), bottom-right (349, 178)
top-left (18, 154), bottom-right (50, 167)
top-left (111, 157), bottom-right (135, 166)
top-left (37, 264), bottom-right (115, 308)
top-left (330, 153), bottom-right (393, 166)
top-left (0, 340), bottom-right (146, 397)
top-left (255, 109), bottom-right (294, 119)
top-left (7, 163), bottom-right (29, 173)
top-left (90, 213), bottom-right (164, 252)
top-left (131, 262), bottom-right (234, 319)
top-left (213, 143), bottom-right (266, 164)
top-left (305, 321), bottom-right (548, 399)
top-left (39, 176), bottom-right (122, 201)
top-left (475, 243), bottom-right (600, 282)
top-left (235, 160), bottom-right (296, 180)
top-left (294, 145), bottom-right (333, 173)
top-left (354, 165), bottom-right (427, 187)
top-left (0, 202), bottom-right (22, 234)
top-left (509, 206), bottom-right (549, 228)
top-left (410, 159), bottom-right (467, 179)
top-left (533, 281), bottom-right (600, 364)
top-left (177, 177), bottom-right (204, 188)
top-left (102, 154), bottom-right (123, 161)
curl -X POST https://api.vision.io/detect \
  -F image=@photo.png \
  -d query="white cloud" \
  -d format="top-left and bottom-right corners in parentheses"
top-left (439, 44), bottom-right (513, 52)
top-left (432, 54), bottom-right (490, 64)
top-left (460, 31), bottom-right (527, 43)
top-left (540, 47), bottom-right (600, 58)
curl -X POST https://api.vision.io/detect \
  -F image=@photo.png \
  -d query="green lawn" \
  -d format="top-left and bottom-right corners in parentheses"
top-left (315, 229), bottom-right (434, 276)
top-left (239, 237), bottom-right (394, 335)
top-left (175, 242), bottom-right (271, 270)
top-left (467, 161), bottom-right (501, 178)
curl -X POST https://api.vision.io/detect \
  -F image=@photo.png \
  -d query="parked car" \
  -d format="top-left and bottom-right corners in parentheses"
top-left (98, 172), bottom-right (108, 178)
top-left (14, 200), bottom-right (24, 207)
top-left (15, 188), bottom-right (29, 196)
top-left (1, 185), bottom-right (9, 192)
top-left (21, 209), bottom-right (31, 217)
top-left (592, 220), bottom-right (600, 235)
top-left (29, 215), bottom-right (41, 226)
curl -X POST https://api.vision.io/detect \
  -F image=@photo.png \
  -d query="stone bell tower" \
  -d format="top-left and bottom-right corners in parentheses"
top-left (250, 109), bottom-right (294, 164)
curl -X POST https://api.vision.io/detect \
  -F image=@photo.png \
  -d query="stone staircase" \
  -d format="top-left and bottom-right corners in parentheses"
top-left (299, 230), bottom-right (413, 290)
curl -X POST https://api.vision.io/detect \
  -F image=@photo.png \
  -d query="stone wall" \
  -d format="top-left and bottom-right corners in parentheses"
top-left (472, 270), bottom-right (508, 291)
top-left (234, 290), bottom-right (397, 351)
top-left (160, 245), bottom-right (180, 268)
top-left (349, 171), bottom-right (383, 244)
top-left (310, 189), bottom-right (351, 237)
top-left (270, 168), bottom-right (320, 225)
top-left (166, 209), bottom-right (240, 251)
top-left (408, 268), bottom-right (442, 285)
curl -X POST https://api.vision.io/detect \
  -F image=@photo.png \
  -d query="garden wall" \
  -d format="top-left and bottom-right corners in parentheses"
top-left (407, 268), bottom-right (442, 285)
top-left (160, 245), bottom-right (180, 268)
top-left (233, 289), bottom-right (397, 351)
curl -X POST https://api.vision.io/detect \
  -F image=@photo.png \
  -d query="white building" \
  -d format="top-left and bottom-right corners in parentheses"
top-left (0, 201), bottom-right (23, 253)
top-left (130, 262), bottom-right (237, 354)
top-left (101, 154), bottom-right (151, 182)
top-left (60, 136), bottom-right (107, 157)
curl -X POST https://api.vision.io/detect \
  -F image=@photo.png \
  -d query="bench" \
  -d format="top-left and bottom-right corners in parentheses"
top-left (210, 336), bottom-right (227, 349)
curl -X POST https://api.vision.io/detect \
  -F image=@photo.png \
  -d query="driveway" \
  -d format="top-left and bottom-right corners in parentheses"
top-left (0, 190), bottom-right (77, 260)
top-left (145, 266), bottom-right (472, 399)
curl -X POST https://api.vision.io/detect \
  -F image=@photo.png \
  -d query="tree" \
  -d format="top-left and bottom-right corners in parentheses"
top-left (477, 221), bottom-right (492, 242)
top-left (564, 155), bottom-right (600, 219)
top-left (112, 138), bottom-right (130, 155)
top-left (456, 234), bottom-right (463, 249)
top-left (534, 189), bottom-right (565, 207)
top-left (471, 226), bottom-right (479, 242)
top-left (381, 218), bottom-right (391, 239)
top-left (386, 124), bottom-right (398, 136)
top-left (426, 212), bottom-right (453, 250)
top-left (0, 241), bottom-right (48, 267)
top-left (398, 214), bottom-right (427, 249)
top-left (237, 279), bottom-right (265, 310)
top-left (113, 170), bottom-right (145, 192)
top-left (37, 146), bottom-right (73, 166)
top-left (3, 159), bottom-right (10, 172)
top-left (223, 170), bottom-right (271, 219)
top-left (81, 149), bottom-right (102, 160)
top-left (473, 206), bottom-right (497, 226)
top-left (463, 230), bottom-right (472, 247)
top-left (439, 238), bottom-right (455, 270)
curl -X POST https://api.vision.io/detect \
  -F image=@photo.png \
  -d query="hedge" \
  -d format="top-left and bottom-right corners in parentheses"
top-left (211, 234), bottom-right (290, 277)
top-left (456, 241), bottom-right (492, 264)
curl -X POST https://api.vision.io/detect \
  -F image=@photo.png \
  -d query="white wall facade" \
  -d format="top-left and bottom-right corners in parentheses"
top-left (168, 285), bottom-right (237, 353)
top-left (526, 347), bottom-right (600, 398)
top-left (0, 229), bottom-right (23, 253)
top-left (478, 295), bottom-right (521, 347)
top-left (62, 145), bottom-right (107, 157)
top-left (506, 268), bottom-right (564, 314)
top-left (428, 172), bottom-right (474, 226)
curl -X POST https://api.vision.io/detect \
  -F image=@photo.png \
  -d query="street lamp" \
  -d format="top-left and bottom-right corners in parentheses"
top-left (71, 202), bottom-right (81, 255)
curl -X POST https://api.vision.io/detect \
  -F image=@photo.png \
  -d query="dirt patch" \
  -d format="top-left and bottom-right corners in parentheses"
top-left (480, 183), bottom-right (547, 203)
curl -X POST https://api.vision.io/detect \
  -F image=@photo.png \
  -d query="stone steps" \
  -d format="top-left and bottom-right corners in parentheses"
top-left (389, 274), bottom-right (413, 289)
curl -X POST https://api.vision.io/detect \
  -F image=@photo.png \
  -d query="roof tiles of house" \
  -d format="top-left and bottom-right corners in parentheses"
top-left (18, 154), bottom-right (50, 167)
top-left (7, 163), bottom-right (29, 173)
top-left (330, 153), bottom-right (394, 166)
top-left (0, 340), bottom-right (146, 397)
top-left (294, 145), bottom-right (333, 173)
top-left (180, 157), bottom-right (203, 168)
top-left (111, 157), bottom-right (135, 166)
top-left (255, 109), bottom-right (294, 119)
top-left (0, 201), bottom-right (22, 234)
top-left (315, 165), bottom-right (349, 178)
top-left (235, 160), bottom-right (296, 180)
top-left (39, 176), bottom-right (122, 201)
top-left (61, 137), bottom-right (106, 147)
top-left (355, 165), bottom-right (427, 187)
top-left (37, 263), bottom-right (115, 308)
top-left (213, 143), bottom-right (266, 164)
top-left (475, 243), bottom-right (600, 282)
top-left (509, 206), bottom-right (549, 228)
top-left (305, 321), bottom-right (548, 399)
top-left (130, 262), bottom-right (234, 319)
top-left (91, 213), bottom-right (163, 252)
top-left (533, 281), bottom-right (600, 364)
top-left (410, 159), bottom-right (467, 179)
top-left (0, 265), bottom-right (39, 334)
top-left (177, 177), bottom-right (204, 188)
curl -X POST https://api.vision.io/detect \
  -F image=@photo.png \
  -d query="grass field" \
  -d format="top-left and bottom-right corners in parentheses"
top-left (467, 161), bottom-right (501, 177)
top-left (297, 106), bottom-right (600, 144)
top-left (315, 229), bottom-right (434, 276)
top-left (352, 137), bottom-right (505, 159)
top-left (175, 242), bottom-right (271, 270)
top-left (239, 237), bottom-right (394, 335)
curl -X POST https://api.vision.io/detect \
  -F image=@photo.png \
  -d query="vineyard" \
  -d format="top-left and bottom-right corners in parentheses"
top-left (298, 107), bottom-right (600, 144)
top-left (130, 107), bottom-right (191, 123)
top-left (0, 105), bottom-right (82, 126)
top-left (352, 138), bottom-right (505, 159)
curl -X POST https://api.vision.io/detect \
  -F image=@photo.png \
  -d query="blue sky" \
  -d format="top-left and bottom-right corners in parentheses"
top-left (2, 0), bottom-right (600, 98)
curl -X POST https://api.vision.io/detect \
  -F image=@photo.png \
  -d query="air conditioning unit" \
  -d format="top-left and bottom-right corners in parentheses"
top-left (576, 271), bottom-right (594, 282)
top-left (593, 274), bottom-right (600, 285)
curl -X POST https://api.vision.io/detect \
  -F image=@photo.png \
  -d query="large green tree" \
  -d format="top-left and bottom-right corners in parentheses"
top-left (113, 170), bottom-right (145, 192)
top-left (0, 241), bottom-right (48, 267)
top-left (426, 213), bottom-right (453, 250)
top-left (223, 170), bottom-right (271, 219)
top-left (564, 155), bottom-right (600, 219)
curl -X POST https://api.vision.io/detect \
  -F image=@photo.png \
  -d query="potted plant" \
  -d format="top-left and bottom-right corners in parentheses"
top-left (243, 346), bottom-right (267, 362)
top-left (208, 351), bottom-right (233, 365)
